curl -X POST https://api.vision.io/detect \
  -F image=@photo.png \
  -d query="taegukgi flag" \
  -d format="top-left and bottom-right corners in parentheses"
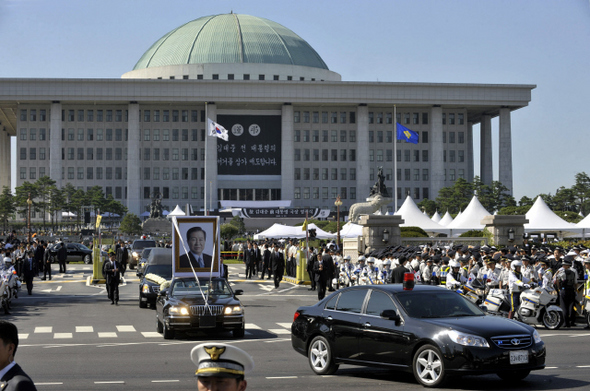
top-left (207, 118), bottom-right (229, 142)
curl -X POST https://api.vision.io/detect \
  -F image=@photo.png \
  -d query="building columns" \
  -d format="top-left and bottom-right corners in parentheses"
top-left (480, 114), bottom-right (493, 185)
top-left (281, 104), bottom-right (294, 203)
top-left (356, 105), bottom-right (370, 201)
top-left (429, 105), bottom-right (444, 199)
top-left (0, 130), bottom-right (10, 191)
top-left (498, 108), bottom-right (513, 195)
top-left (49, 102), bottom-right (62, 189)
top-left (127, 102), bottom-right (141, 216)
top-left (467, 122), bottom-right (474, 181)
top-left (205, 103), bottom-right (218, 213)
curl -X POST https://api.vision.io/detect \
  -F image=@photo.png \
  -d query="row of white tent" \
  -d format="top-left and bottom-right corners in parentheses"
top-left (255, 195), bottom-right (590, 239)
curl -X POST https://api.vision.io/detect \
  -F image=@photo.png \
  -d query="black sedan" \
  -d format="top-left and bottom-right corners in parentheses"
top-left (291, 285), bottom-right (545, 387)
top-left (156, 277), bottom-right (245, 339)
top-left (48, 242), bottom-right (93, 264)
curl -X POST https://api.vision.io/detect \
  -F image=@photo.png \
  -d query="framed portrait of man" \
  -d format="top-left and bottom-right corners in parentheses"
top-left (172, 216), bottom-right (220, 277)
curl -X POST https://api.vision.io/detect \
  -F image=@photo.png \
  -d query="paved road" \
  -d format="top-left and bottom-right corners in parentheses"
top-left (5, 264), bottom-right (590, 390)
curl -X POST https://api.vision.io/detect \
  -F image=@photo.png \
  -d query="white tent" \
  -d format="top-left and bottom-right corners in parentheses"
top-left (167, 205), bottom-right (186, 218)
top-left (61, 211), bottom-right (76, 217)
top-left (576, 212), bottom-right (590, 237)
top-left (307, 223), bottom-right (337, 239)
top-left (431, 211), bottom-right (442, 223)
top-left (525, 197), bottom-right (579, 236)
top-left (254, 223), bottom-right (336, 240)
top-left (395, 196), bottom-right (448, 234)
top-left (339, 221), bottom-right (363, 239)
top-left (439, 211), bottom-right (454, 226)
top-left (446, 196), bottom-right (492, 235)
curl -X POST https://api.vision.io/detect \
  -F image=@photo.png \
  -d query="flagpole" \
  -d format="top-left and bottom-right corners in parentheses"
top-left (204, 102), bottom-right (208, 216)
top-left (393, 105), bottom-right (398, 212)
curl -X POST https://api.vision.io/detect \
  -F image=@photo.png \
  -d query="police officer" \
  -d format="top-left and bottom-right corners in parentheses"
top-left (446, 260), bottom-right (465, 290)
top-left (555, 258), bottom-right (578, 328)
top-left (508, 260), bottom-right (531, 319)
top-left (191, 342), bottom-right (253, 391)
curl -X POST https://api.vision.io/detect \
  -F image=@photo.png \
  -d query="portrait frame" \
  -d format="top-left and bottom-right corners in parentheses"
top-left (172, 216), bottom-right (220, 278)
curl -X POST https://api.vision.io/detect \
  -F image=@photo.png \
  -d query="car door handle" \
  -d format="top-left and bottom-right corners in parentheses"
top-left (327, 316), bottom-right (333, 321)
top-left (364, 322), bottom-right (371, 328)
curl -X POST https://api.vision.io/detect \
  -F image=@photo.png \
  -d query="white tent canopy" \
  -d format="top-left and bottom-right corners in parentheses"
top-left (254, 223), bottom-right (336, 240)
top-left (525, 197), bottom-right (579, 234)
top-left (395, 196), bottom-right (448, 234)
top-left (446, 196), bottom-right (492, 235)
top-left (439, 211), bottom-right (454, 227)
top-left (339, 221), bottom-right (363, 239)
top-left (431, 211), bottom-right (442, 223)
top-left (576, 212), bottom-right (590, 238)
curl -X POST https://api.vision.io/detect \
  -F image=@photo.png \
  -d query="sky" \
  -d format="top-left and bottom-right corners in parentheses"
top-left (1, 0), bottom-right (589, 202)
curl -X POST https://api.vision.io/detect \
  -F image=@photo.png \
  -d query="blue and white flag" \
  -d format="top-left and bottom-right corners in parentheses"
top-left (396, 123), bottom-right (419, 144)
top-left (207, 118), bottom-right (229, 142)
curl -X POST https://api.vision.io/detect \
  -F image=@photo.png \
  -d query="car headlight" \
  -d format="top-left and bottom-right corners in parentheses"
top-left (142, 284), bottom-right (150, 294)
top-left (224, 306), bottom-right (243, 315)
top-left (448, 330), bottom-right (489, 348)
top-left (169, 306), bottom-right (189, 315)
top-left (132, 251), bottom-right (139, 258)
top-left (533, 329), bottom-right (542, 344)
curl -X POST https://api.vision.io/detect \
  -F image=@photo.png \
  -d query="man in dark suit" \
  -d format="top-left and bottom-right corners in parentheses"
top-left (33, 241), bottom-right (44, 277)
top-left (307, 248), bottom-right (317, 291)
top-left (116, 240), bottom-right (129, 277)
top-left (270, 244), bottom-right (285, 289)
top-left (242, 242), bottom-right (255, 279)
top-left (56, 240), bottom-right (68, 273)
top-left (0, 320), bottom-right (37, 390)
top-left (41, 242), bottom-right (51, 281)
top-left (322, 248), bottom-right (335, 291)
top-left (260, 244), bottom-right (271, 280)
top-left (22, 251), bottom-right (37, 296)
top-left (313, 252), bottom-right (327, 300)
top-left (391, 255), bottom-right (409, 284)
top-left (179, 226), bottom-right (212, 269)
top-left (103, 251), bottom-right (121, 305)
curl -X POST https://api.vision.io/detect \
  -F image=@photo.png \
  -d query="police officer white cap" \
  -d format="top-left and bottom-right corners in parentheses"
top-left (191, 343), bottom-right (254, 378)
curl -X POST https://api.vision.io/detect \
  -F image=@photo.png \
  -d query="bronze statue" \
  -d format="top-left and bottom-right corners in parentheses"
top-left (369, 166), bottom-right (390, 198)
top-left (149, 191), bottom-right (163, 219)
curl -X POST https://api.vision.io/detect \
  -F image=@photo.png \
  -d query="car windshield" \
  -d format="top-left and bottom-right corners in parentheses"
top-left (78, 244), bottom-right (91, 251)
top-left (145, 265), bottom-right (172, 279)
top-left (396, 291), bottom-right (484, 318)
top-left (141, 249), bottom-right (153, 258)
top-left (170, 279), bottom-right (232, 297)
top-left (134, 241), bottom-right (156, 250)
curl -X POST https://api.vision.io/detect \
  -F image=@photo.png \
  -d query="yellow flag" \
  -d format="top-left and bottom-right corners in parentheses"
top-left (95, 215), bottom-right (102, 229)
top-left (302, 218), bottom-right (308, 231)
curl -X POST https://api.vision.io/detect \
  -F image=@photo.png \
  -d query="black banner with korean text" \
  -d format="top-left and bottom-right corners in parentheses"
top-left (217, 115), bottom-right (282, 175)
top-left (240, 208), bottom-right (330, 219)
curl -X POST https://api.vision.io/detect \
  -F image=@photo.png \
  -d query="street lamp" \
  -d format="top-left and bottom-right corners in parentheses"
top-left (27, 193), bottom-right (32, 243)
top-left (334, 195), bottom-right (343, 250)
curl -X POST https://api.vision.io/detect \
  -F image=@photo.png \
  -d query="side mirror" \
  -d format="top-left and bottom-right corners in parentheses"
top-left (478, 305), bottom-right (488, 312)
top-left (136, 272), bottom-right (142, 278)
top-left (234, 289), bottom-right (244, 296)
top-left (159, 289), bottom-right (168, 297)
top-left (381, 309), bottom-right (401, 325)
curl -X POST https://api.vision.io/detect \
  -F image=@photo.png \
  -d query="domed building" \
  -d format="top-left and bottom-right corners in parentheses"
top-left (0, 13), bottom-right (534, 221)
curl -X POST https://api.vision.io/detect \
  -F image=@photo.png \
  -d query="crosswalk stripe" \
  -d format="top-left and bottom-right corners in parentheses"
top-left (18, 334), bottom-right (29, 340)
top-left (53, 333), bottom-right (73, 339)
top-left (276, 322), bottom-right (292, 328)
top-left (268, 328), bottom-right (291, 335)
top-left (98, 332), bottom-right (117, 338)
top-left (246, 323), bottom-right (261, 329)
top-left (116, 325), bottom-right (136, 332)
top-left (141, 332), bottom-right (162, 338)
top-left (76, 326), bottom-right (94, 333)
top-left (34, 327), bottom-right (52, 333)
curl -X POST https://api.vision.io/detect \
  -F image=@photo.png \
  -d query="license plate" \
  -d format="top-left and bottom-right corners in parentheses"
top-left (199, 315), bottom-right (216, 328)
top-left (510, 350), bottom-right (529, 365)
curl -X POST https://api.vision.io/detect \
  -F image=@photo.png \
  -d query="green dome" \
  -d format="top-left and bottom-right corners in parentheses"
top-left (133, 13), bottom-right (329, 70)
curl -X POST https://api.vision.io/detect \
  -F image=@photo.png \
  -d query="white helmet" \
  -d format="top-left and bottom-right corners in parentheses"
top-left (383, 260), bottom-right (391, 266)
top-left (358, 256), bottom-right (366, 262)
top-left (511, 260), bottom-right (523, 270)
top-left (367, 257), bottom-right (376, 264)
top-left (449, 260), bottom-right (461, 268)
top-left (4, 258), bottom-right (12, 265)
top-left (344, 255), bottom-right (351, 261)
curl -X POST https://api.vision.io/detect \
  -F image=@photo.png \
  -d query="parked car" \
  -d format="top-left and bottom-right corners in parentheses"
top-left (136, 247), bottom-right (156, 276)
top-left (129, 239), bottom-right (156, 269)
top-left (138, 248), bottom-right (172, 308)
top-left (49, 242), bottom-right (93, 264)
top-left (156, 277), bottom-right (244, 339)
top-left (291, 284), bottom-right (546, 387)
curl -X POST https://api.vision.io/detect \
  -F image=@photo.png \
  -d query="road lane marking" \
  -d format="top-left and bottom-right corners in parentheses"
top-left (116, 325), bottom-right (136, 332)
top-left (56, 286), bottom-right (62, 291)
top-left (569, 333), bottom-right (590, 338)
top-left (151, 380), bottom-right (180, 383)
top-left (268, 329), bottom-right (290, 335)
top-left (246, 323), bottom-right (261, 329)
top-left (576, 365), bottom-right (590, 368)
top-left (141, 332), bottom-right (161, 338)
top-left (18, 333), bottom-right (29, 340)
top-left (545, 366), bottom-right (559, 369)
top-left (76, 326), bottom-right (94, 332)
top-left (35, 327), bottom-right (52, 333)
top-left (266, 376), bottom-right (298, 379)
top-left (95, 381), bottom-right (125, 384)
top-left (276, 322), bottom-right (291, 328)
top-left (35, 382), bottom-right (63, 385)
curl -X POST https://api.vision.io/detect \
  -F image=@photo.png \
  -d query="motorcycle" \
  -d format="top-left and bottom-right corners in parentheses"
top-left (484, 285), bottom-right (564, 330)
top-left (0, 269), bottom-right (19, 314)
top-left (456, 278), bottom-right (486, 305)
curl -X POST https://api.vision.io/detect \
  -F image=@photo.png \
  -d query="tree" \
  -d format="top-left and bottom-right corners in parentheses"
top-left (119, 213), bottom-right (143, 235)
top-left (35, 176), bottom-right (56, 228)
top-left (519, 196), bottom-right (534, 207)
top-left (436, 177), bottom-right (472, 214)
top-left (220, 223), bottom-right (239, 240)
top-left (0, 187), bottom-right (15, 231)
top-left (417, 199), bottom-right (438, 216)
top-left (229, 216), bottom-right (246, 235)
top-left (14, 182), bottom-right (37, 223)
top-left (47, 186), bottom-right (64, 231)
top-left (552, 187), bottom-right (576, 212)
top-left (572, 172), bottom-right (590, 215)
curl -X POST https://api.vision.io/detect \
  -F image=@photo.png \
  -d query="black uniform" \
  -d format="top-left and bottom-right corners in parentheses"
top-left (56, 243), bottom-right (68, 273)
top-left (261, 247), bottom-right (271, 279)
top-left (391, 264), bottom-right (408, 284)
top-left (559, 267), bottom-right (577, 327)
top-left (313, 255), bottom-right (327, 300)
top-left (270, 249), bottom-right (285, 289)
top-left (103, 256), bottom-right (121, 304)
top-left (22, 256), bottom-right (37, 295)
top-left (322, 253), bottom-right (335, 291)
top-left (307, 252), bottom-right (316, 290)
top-left (42, 245), bottom-right (52, 280)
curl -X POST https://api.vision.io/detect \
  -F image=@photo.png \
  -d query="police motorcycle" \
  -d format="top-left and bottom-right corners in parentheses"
top-left (456, 275), bottom-right (486, 305)
top-left (0, 260), bottom-right (20, 314)
top-left (484, 260), bottom-right (563, 330)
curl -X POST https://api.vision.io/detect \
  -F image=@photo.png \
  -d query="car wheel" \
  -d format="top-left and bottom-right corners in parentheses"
top-left (84, 254), bottom-right (92, 264)
top-left (497, 369), bottom-right (531, 381)
top-left (139, 298), bottom-right (147, 308)
top-left (413, 344), bottom-right (447, 387)
top-left (233, 325), bottom-right (245, 339)
top-left (542, 309), bottom-right (563, 330)
top-left (308, 336), bottom-right (338, 375)
top-left (163, 323), bottom-right (175, 339)
top-left (156, 318), bottom-right (163, 333)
